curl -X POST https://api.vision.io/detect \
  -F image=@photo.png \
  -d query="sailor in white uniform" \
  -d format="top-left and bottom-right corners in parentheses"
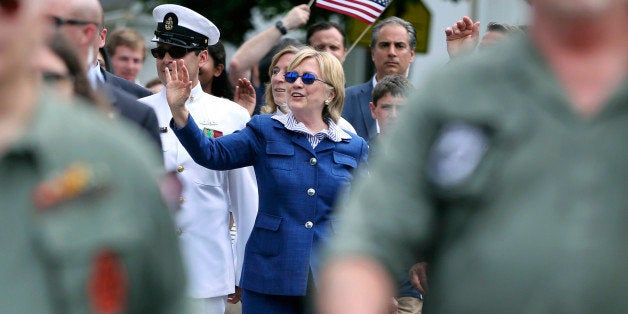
top-left (140, 4), bottom-right (258, 313)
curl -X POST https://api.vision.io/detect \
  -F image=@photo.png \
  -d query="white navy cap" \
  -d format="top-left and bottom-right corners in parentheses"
top-left (152, 4), bottom-right (220, 49)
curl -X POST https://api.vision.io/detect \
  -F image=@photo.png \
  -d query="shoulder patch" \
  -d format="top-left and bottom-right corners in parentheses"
top-left (426, 122), bottom-right (489, 187)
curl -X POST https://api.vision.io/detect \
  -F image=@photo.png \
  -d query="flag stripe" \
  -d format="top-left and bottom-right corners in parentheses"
top-left (338, 0), bottom-right (383, 17)
top-left (342, 0), bottom-right (386, 13)
top-left (318, 0), bottom-right (385, 17)
top-left (316, 2), bottom-right (377, 23)
top-left (316, 0), bottom-right (389, 24)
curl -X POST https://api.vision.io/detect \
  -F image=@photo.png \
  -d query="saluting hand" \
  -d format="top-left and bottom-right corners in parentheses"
top-left (234, 77), bottom-right (256, 116)
top-left (165, 59), bottom-right (192, 127)
top-left (445, 16), bottom-right (480, 59)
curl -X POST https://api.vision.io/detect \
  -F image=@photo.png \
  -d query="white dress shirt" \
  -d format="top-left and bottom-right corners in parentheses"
top-left (140, 84), bottom-right (259, 298)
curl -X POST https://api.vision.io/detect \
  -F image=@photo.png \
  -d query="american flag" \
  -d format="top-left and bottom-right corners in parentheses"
top-left (315, 0), bottom-right (391, 24)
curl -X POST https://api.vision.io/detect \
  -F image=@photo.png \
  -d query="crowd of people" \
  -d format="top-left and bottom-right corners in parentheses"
top-left (2, 0), bottom-right (626, 313)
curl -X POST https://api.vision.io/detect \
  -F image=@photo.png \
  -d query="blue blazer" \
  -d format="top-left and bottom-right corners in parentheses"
top-left (341, 80), bottom-right (376, 143)
top-left (172, 114), bottom-right (368, 296)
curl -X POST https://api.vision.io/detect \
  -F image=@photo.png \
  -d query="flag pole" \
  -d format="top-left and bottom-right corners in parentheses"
top-left (345, 24), bottom-right (372, 57)
top-left (308, 0), bottom-right (315, 7)
top-left (344, 0), bottom-right (393, 57)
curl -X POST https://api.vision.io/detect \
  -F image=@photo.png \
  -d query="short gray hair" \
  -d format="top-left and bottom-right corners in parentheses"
top-left (370, 17), bottom-right (417, 50)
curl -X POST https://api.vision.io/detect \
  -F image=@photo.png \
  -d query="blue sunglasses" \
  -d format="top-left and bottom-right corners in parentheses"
top-left (284, 71), bottom-right (332, 86)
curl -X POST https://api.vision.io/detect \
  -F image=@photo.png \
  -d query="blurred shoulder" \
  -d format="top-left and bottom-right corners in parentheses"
top-left (37, 94), bottom-right (162, 175)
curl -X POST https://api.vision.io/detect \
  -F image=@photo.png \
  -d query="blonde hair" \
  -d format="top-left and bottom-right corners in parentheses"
top-left (260, 46), bottom-right (300, 114)
top-left (286, 48), bottom-right (345, 123)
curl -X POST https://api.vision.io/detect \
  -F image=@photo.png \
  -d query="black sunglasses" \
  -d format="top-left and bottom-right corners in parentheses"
top-left (51, 16), bottom-right (100, 28)
top-left (284, 71), bottom-right (332, 86)
top-left (151, 46), bottom-right (197, 59)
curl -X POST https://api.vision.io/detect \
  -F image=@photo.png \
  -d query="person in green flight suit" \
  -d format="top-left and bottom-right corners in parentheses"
top-left (0, 0), bottom-right (188, 313)
top-left (318, 0), bottom-right (628, 313)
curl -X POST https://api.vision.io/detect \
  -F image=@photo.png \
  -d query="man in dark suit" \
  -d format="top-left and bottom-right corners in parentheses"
top-left (101, 63), bottom-right (152, 99)
top-left (45, 0), bottom-right (161, 151)
top-left (342, 17), bottom-right (416, 143)
top-left (100, 83), bottom-right (160, 148)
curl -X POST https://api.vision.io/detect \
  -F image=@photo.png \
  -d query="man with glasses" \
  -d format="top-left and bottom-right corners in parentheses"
top-left (45, 0), bottom-right (161, 151)
top-left (0, 0), bottom-right (187, 312)
top-left (139, 4), bottom-right (258, 314)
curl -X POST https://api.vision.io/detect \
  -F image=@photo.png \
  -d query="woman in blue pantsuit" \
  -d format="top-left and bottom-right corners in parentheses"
top-left (164, 48), bottom-right (367, 313)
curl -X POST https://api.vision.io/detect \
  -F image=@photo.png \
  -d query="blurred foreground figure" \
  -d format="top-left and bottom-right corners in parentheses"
top-left (319, 0), bottom-right (628, 313)
top-left (0, 0), bottom-right (187, 312)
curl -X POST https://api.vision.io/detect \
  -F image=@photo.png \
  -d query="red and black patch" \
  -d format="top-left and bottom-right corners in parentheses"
top-left (88, 249), bottom-right (128, 314)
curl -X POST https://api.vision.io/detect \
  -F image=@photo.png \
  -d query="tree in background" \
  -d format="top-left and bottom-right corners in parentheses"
top-left (139, 0), bottom-right (428, 45)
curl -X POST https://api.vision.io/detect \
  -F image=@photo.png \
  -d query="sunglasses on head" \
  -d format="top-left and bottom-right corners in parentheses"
top-left (284, 71), bottom-right (332, 86)
top-left (151, 46), bottom-right (197, 59)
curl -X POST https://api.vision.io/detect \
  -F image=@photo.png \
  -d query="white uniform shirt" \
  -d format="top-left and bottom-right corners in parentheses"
top-left (140, 84), bottom-right (258, 298)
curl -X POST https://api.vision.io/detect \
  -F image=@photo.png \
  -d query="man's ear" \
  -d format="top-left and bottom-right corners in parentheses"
top-left (198, 49), bottom-right (209, 67)
top-left (370, 45), bottom-right (376, 62)
top-left (369, 101), bottom-right (377, 120)
top-left (79, 24), bottom-right (98, 46)
top-left (98, 28), bottom-right (107, 48)
top-left (214, 64), bottom-right (224, 77)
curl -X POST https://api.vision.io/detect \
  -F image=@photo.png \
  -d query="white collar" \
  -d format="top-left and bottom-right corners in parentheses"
top-left (187, 82), bottom-right (204, 103)
top-left (87, 62), bottom-right (105, 89)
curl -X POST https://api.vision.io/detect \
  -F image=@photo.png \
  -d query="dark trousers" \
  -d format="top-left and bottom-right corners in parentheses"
top-left (242, 271), bottom-right (316, 314)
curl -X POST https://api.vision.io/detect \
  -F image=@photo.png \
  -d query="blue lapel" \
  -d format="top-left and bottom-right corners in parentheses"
top-left (290, 134), bottom-right (314, 154)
